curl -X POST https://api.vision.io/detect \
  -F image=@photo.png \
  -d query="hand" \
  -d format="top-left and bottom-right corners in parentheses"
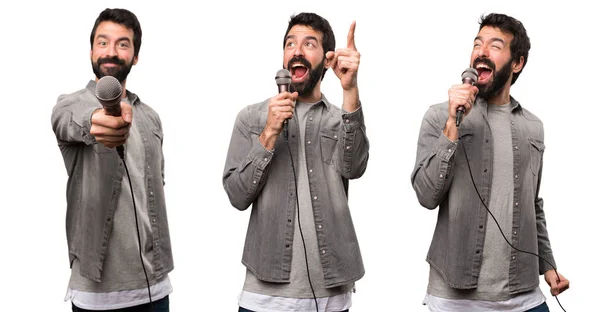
top-left (326, 21), bottom-right (360, 91)
top-left (90, 102), bottom-right (132, 148)
top-left (447, 83), bottom-right (478, 122)
top-left (259, 91), bottom-right (298, 150)
top-left (544, 269), bottom-right (570, 296)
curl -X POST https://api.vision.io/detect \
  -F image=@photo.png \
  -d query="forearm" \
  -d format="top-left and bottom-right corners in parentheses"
top-left (337, 105), bottom-right (369, 179)
top-left (411, 111), bottom-right (457, 209)
top-left (342, 86), bottom-right (360, 113)
top-left (223, 115), bottom-right (273, 210)
top-left (51, 96), bottom-right (99, 145)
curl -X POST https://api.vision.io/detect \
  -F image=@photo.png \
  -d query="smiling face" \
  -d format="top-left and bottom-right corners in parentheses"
top-left (283, 25), bottom-right (329, 99)
top-left (90, 21), bottom-right (138, 83)
top-left (470, 26), bottom-right (523, 101)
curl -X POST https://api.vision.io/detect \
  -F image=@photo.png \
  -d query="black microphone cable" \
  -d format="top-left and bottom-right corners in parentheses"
top-left (284, 129), bottom-right (320, 312)
top-left (458, 130), bottom-right (567, 312)
top-left (118, 150), bottom-right (154, 312)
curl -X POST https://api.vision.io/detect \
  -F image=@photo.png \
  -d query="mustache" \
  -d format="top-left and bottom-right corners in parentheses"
top-left (473, 57), bottom-right (495, 71)
top-left (287, 56), bottom-right (311, 70)
top-left (97, 56), bottom-right (126, 66)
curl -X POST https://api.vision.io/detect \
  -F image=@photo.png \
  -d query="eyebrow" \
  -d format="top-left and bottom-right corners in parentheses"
top-left (97, 34), bottom-right (132, 43)
top-left (285, 35), bottom-right (319, 42)
top-left (474, 36), bottom-right (506, 45)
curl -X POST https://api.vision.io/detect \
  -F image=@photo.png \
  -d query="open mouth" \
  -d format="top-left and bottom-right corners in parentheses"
top-left (291, 63), bottom-right (309, 82)
top-left (475, 63), bottom-right (493, 83)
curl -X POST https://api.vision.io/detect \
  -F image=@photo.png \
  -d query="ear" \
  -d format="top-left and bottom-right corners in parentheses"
top-left (133, 55), bottom-right (138, 66)
top-left (324, 51), bottom-right (333, 69)
top-left (90, 50), bottom-right (93, 60)
top-left (512, 55), bottom-right (524, 74)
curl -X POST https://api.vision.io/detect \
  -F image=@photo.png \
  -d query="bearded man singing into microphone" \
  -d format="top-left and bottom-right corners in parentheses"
top-left (51, 8), bottom-right (173, 311)
top-left (223, 12), bottom-right (369, 312)
top-left (411, 13), bottom-right (569, 311)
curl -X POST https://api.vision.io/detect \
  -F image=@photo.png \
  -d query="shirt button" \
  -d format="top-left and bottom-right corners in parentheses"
top-left (484, 169), bottom-right (488, 172)
top-left (155, 242), bottom-right (159, 246)
top-left (150, 191), bottom-right (154, 195)
top-left (147, 166), bottom-right (151, 169)
top-left (513, 231), bottom-right (517, 235)
top-left (264, 158), bottom-right (268, 161)
top-left (479, 225), bottom-right (483, 229)
top-left (485, 139), bottom-right (489, 143)
top-left (511, 121), bottom-right (515, 125)
top-left (439, 174), bottom-right (444, 178)
top-left (313, 196), bottom-right (318, 200)
top-left (515, 202), bottom-right (519, 206)
top-left (322, 249), bottom-right (326, 254)
top-left (309, 117), bottom-right (313, 121)
top-left (334, 135), bottom-right (338, 139)
top-left (307, 140), bottom-right (311, 145)
top-left (514, 146), bottom-right (518, 150)
top-left (288, 219), bottom-right (292, 222)
top-left (252, 180), bottom-right (257, 184)
top-left (448, 149), bottom-right (452, 153)
top-left (318, 225), bottom-right (322, 229)
top-left (476, 250), bottom-right (480, 254)
top-left (309, 169), bottom-right (313, 173)
top-left (346, 146), bottom-right (351, 150)
top-left (345, 119), bottom-right (350, 123)
top-left (515, 175), bottom-right (518, 179)
top-left (512, 255), bottom-right (516, 260)
top-left (144, 138), bottom-right (147, 141)
top-left (152, 218), bottom-right (156, 223)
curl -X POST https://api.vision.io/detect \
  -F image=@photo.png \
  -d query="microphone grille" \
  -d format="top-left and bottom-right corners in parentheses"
top-left (275, 69), bottom-right (292, 86)
top-left (462, 67), bottom-right (479, 84)
top-left (95, 76), bottom-right (123, 107)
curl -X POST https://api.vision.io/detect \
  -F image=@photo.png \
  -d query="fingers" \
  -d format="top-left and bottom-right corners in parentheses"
top-left (545, 270), bottom-right (570, 296)
top-left (91, 106), bottom-right (132, 148)
top-left (448, 84), bottom-right (478, 118)
top-left (347, 20), bottom-right (357, 50)
top-left (267, 91), bottom-right (297, 133)
top-left (121, 102), bottom-right (133, 123)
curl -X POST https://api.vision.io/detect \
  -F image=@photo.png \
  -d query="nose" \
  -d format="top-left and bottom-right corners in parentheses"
top-left (477, 44), bottom-right (490, 58)
top-left (105, 43), bottom-right (118, 57)
top-left (293, 44), bottom-right (304, 57)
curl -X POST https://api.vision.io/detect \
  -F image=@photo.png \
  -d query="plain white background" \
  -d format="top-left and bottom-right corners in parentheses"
top-left (1, 0), bottom-right (597, 310)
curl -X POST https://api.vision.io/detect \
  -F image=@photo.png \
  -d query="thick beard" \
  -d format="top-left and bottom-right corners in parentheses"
top-left (476, 60), bottom-right (512, 101)
top-left (288, 59), bottom-right (325, 98)
top-left (92, 56), bottom-right (133, 83)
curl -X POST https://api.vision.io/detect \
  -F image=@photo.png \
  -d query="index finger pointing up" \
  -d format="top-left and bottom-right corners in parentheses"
top-left (347, 21), bottom-right (357, 50)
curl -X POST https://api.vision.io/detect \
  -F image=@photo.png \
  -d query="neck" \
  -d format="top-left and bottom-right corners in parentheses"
top-left (487, 81), bottom-right (511, 105)
top-left (297, 82), bottom-right (322, 103)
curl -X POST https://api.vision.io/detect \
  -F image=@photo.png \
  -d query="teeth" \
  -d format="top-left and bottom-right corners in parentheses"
top-left (476, 63), bottom-right (491, 70)
top-left (292, 63), bottom-right (305, 68)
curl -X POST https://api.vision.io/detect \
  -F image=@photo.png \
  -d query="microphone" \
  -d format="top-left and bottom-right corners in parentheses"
top-left (456, 67), bottom-right (479, 127)
top-left (95, 76), bottom-right (125, 159)
top-left (275, 69), bottom-right (292, 140)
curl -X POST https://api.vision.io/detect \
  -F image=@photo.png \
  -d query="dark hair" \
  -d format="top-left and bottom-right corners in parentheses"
top-left (283, 12), bottom-right (335, 79)
top-left (479, 13), bottom-right (530, 85)
top-left (90, 8), bottom-right (142, 57)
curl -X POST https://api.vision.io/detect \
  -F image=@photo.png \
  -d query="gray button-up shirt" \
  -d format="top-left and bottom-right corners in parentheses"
top-left (51, 81), bottom-right (174, 282)
top-left (223, 95), bottom-right (369, 288)
top-left (411, 97), bottom-right (556, 295)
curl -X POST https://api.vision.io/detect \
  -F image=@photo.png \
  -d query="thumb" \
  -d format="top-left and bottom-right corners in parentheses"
top-left (121, 102), bottom-right (133, 123)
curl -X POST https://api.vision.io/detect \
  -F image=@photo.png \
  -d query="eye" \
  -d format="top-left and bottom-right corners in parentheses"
top-left (491, 44), bottom-right (501, 50)
top-left (98, 41), bottom-right (107, 46)
top-left (118, 42), bottom-right (130, 48)
top-left (286, 41), bottom-right (296, 48)
top-left (305, 42), bottom-right (316, 48)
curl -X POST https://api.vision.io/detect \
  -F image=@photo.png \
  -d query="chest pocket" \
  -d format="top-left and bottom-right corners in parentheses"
top-left (528, 138), bottom-right (545, 175)
top-left (320, 129), bottom-right (339, 165)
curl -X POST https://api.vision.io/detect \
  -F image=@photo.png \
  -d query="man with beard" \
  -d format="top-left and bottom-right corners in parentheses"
top-left (51, 8), bottom-right (173, 311)
top-left (223, 12), bottom-right (368, 312)
top-left (411, 13), bottom-right (569, 311)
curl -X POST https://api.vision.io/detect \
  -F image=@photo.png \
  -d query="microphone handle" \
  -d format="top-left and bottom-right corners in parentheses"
top-left (102, 103), bottom-right (125, 159)
top-left (278, 84), bottom-right (290, 140)
top-left (456, 77), bottom-right (476, 127)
